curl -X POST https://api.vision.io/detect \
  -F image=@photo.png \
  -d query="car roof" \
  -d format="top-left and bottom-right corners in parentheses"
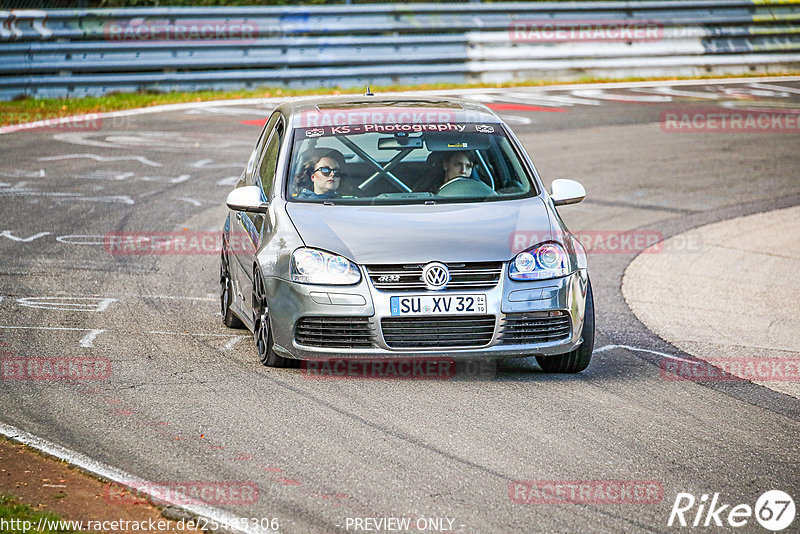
top-left (274, 95), bottom-right (502, 128)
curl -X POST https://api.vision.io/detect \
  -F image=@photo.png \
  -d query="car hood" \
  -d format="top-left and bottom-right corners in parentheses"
top-left (284, 198), bottom-right (554, 264)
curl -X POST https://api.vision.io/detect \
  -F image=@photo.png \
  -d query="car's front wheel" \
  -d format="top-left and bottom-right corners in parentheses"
top-left (536, 278), bottom-right (594, 373)
top-left (253, 268), bottom-right (293, 368)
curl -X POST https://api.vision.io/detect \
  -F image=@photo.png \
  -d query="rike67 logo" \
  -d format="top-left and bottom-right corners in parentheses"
top-left (668, 490), bottom-right (795, 531)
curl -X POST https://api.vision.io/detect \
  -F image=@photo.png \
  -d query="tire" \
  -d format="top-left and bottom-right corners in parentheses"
top-left (536, 278), bottom-right (595, 373)
top-left (220, 248), bottom-right (245, 329)
top-left (252, 268), bottom-right (294, 368)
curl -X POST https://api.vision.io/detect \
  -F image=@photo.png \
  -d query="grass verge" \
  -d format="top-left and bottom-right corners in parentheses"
top-left (0, 494), bottom-right (95, 534)
top-left (2, 71), bottom-right (799, 128)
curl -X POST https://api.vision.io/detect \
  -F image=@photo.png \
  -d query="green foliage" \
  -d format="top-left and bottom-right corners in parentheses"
top-left (0, 494), bottom-right (94, 534)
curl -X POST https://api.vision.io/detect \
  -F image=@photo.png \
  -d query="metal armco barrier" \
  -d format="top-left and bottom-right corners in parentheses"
top-left (0, 1), bottom-right (799, 100)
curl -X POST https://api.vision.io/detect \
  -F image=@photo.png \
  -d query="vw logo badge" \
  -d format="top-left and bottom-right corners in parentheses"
top-left (422, 262), bottom-right (450, 291)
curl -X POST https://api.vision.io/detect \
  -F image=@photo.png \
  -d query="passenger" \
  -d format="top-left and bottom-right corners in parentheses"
top-left (292, 149), bottom-right (347, 200)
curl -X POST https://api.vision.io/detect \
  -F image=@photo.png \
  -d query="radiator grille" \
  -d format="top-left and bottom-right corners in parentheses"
top-left (295, 316), bottom-right (375, 348)
top-left (499, 312), bottom-right (571, 344)
top-left (366, 262), bottom-right (502, 291)
top-left (381, 314), bottom-right (496, 348)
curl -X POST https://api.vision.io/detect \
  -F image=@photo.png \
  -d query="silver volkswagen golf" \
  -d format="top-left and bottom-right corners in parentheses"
top-left (220, 95), bottom-right (594, 372)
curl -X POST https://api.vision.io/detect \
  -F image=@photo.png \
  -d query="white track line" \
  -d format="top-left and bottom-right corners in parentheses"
top-left (149, 296), bottom-right (217, 301)
top-left (78, 329), bottom-right (105, 348)
top-left (0, 325), bottom-right (98, 332)
top-left (0, 325), bottom-right (103, 348)
top-left (38, 154), bottom-right (163, 167)
top-left (441, 75), bottom-right (800, 95)
top-left (749, 82), bottom-right (800, 95)
top-left (2, 76), bottom-right (798, 135)
top-left (1, 294), bottom-right (215, 302)
top-left (221, 336), bottom-right (248, 352)
top-left (0, 422), bottom-right (275, 534)
top-left (595, 343), bottom-right (694, 363)
top-left (178, 197), bottom-right (202, 207)
top-left (149, 331), bottom-right (242, 337)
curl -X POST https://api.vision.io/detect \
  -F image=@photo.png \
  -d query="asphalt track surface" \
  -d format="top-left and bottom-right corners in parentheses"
top-left (1, 78), bottom-right (799, 534)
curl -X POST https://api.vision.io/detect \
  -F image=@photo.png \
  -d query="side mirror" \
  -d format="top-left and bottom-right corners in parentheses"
top-left (550, 179), bottom-right (586, 206)
top-left (226, 186), bottom-right (268, 213)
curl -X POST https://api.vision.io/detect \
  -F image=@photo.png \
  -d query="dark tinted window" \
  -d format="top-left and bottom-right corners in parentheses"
top-left (258, 120), bottom-right (284, 197)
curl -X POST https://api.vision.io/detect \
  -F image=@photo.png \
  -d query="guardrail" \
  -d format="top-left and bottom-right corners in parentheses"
top-left (1, 1), bottom-right (799, 100)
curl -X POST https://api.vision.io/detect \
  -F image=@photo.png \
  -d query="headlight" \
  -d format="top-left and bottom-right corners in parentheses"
top-left (509, 242), bottom-right (570, 281)
top-left (291, 248), bottom-right (361, 285)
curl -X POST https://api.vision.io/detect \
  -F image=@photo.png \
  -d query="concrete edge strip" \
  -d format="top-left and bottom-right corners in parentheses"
top-left (0, 421), bottom-right (275, 534)
top-left (618, 206), bottom-right (800, 397)
top-left (2, 75), bottom-right (799, 135)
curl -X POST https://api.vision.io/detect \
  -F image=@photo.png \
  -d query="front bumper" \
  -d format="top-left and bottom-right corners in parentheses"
top-left (263, 265), bottom-right (589, 360)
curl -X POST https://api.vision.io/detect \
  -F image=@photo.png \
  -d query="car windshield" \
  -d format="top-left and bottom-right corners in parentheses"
top-left (286, 121), bottom-right (537, 205)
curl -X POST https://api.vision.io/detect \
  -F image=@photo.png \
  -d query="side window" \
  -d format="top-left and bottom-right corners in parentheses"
top-left (246, 113), bottom-right (277, 182)
top-left (257, 119), bottom-right (285, 197)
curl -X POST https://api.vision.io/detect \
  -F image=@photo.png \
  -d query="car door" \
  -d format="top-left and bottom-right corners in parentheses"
top-left (228, 116), bottom-right (271, 286)
top-left (233, 113), bottom-right (285, 302)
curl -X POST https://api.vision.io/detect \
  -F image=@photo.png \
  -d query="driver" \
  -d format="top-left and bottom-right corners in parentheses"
top-left (432, 150), bottom-right (479, 194)
top-left (441, 151), bottom-right (475, 186)
top-left (436, 150), bottom-right (497, 197)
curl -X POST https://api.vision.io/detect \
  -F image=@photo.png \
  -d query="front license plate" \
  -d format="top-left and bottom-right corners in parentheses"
top-left (390, 295), bottom-right (487, 316)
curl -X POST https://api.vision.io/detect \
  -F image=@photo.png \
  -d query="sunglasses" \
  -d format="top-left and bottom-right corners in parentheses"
top-left (314, 166), bottom-right (343, 177)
